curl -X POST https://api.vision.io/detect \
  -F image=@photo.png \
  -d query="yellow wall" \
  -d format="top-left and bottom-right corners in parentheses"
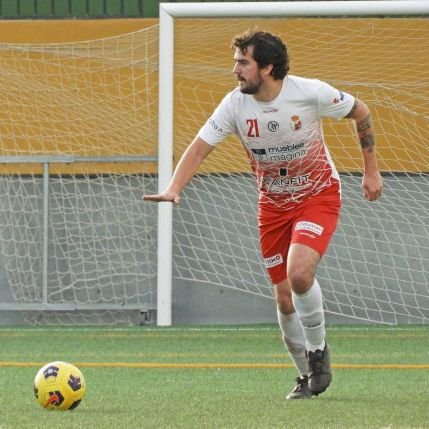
top-left (0, 19), bottom-right (157, 43)
top-left (0, 18), bottom-right (428, 174)
top-left (0, 19), bottom-right (157, 174)
top-left (173, 18), bottom-right (429, 174)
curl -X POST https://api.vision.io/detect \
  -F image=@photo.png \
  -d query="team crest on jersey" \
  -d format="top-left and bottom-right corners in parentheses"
top-left (290, 115), bottom-right (302, 131)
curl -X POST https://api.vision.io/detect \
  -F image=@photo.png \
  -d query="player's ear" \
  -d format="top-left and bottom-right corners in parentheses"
top-left (263, 63), bottom-right (274, 77)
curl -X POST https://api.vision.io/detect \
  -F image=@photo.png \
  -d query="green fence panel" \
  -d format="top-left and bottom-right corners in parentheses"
top-left (0, 0), bottom-right (295, 20)
top-left (0, 0), bottom-right (149, 18)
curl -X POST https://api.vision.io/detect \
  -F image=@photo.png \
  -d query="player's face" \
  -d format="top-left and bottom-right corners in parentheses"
top-left (232, 47), bottom-right (263, 94)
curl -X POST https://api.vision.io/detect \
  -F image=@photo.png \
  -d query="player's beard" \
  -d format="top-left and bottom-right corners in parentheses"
top-left (238, 73), bottom-right (263, 95)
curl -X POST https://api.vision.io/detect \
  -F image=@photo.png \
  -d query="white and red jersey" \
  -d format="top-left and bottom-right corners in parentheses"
top-left (198, 75), bottom-right (355, 209)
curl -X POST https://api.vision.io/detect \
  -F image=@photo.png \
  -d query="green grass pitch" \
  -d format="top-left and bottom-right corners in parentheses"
top-left (0, 325), bottom-right (428, 429)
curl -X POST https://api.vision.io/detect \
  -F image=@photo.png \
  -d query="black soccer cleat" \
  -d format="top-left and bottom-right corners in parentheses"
top-left (286, 375), bottom-right (312, 400)
top-left (307, 342), bottom-right (332, 396)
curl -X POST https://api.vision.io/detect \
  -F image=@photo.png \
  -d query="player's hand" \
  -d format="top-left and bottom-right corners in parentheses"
top-left (362, 171), bottom-right (383, 201)
top-left (142, 191), bottom-right (181, 204)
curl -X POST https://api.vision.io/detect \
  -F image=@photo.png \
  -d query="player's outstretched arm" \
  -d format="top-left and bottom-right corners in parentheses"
top-left (142, 136), bottom-right (215, 204)
top-left (345, 98), bottom-right (383, 201)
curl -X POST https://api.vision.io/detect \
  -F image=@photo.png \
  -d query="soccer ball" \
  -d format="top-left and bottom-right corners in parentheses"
top-left (34, 361), bottom-right (86, 410)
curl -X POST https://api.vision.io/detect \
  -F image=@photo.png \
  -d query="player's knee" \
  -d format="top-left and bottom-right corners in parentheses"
top-left (287, 270), bottom-right (314, 294)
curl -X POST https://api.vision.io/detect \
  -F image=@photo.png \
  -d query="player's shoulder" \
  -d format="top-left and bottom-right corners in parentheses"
top-left (287, 75), bottom-right (346, 104)
top-left (219, 87), bottom-right (249, 111)
top-left (226, 87), bottom-right (245, 102)
top-left (287, 75), bottom-right (326, 93)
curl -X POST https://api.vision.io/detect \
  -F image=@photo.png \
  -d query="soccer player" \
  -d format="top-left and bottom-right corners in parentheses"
top-left (143, 30), bottom-right (383, 399)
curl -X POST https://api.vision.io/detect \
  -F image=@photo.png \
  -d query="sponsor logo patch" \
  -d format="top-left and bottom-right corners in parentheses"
top-left (264, 253), bottom-right (283, 268)
top-left (262, 107), bottom-right (279, 113)
top-left (333, 91), bottom-right (345, 104)
top-left (267, 121), bottom-right (279, 132)
top-left (251, 143), bottom-right (307, 162)
top-left (295, 221), bottom-right (324, 236)
top-left (208, 118), bottom-right (223, 133)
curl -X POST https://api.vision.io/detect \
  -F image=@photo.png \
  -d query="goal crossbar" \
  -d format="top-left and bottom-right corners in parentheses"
top-left (161, 1), bottom-right (429, 17)
top-left (157, 1), bottom-right (429, 326)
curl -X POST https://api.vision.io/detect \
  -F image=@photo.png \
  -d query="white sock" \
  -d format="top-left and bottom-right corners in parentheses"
top-left (292, 279), bottom-right (326, 352)
top-left (277, 309), bottom-right (309, 376)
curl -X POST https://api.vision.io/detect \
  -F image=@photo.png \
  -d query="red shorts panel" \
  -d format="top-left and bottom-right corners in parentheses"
top-left (259, 187), bottom-right (341, 284)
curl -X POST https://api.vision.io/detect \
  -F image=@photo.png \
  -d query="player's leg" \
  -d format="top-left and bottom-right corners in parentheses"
top-left (286, 193), bottom-right (341, 395)
top-left (287, 243), bottom-right (325, 351)
top-left (287, 244), bottom-right (332, 395)
top-left (275, 279), bottom-right (311, 399)
top-left (259, 212), bottom-right (310, 399)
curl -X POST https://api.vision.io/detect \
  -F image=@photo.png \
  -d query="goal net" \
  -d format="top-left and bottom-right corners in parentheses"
top-left (0, 26), bottom-right (160, 324)
top-left (0, 3), bottom-right (428, 326)
top-left (162, 5), bottom-right (429, 325)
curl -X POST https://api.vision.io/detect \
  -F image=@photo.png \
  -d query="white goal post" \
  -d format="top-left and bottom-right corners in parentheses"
top-left (157, 1), bottom-right (429, 326)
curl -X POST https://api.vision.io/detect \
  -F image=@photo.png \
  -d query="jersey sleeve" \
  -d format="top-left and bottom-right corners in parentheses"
top-left (317, 80), bottom-right (355, 120)
top-left (197, 92), bottom-right (236, 146)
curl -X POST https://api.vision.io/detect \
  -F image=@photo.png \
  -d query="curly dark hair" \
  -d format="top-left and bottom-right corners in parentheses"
top-left (231, 30), bottom-right (289, 80)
